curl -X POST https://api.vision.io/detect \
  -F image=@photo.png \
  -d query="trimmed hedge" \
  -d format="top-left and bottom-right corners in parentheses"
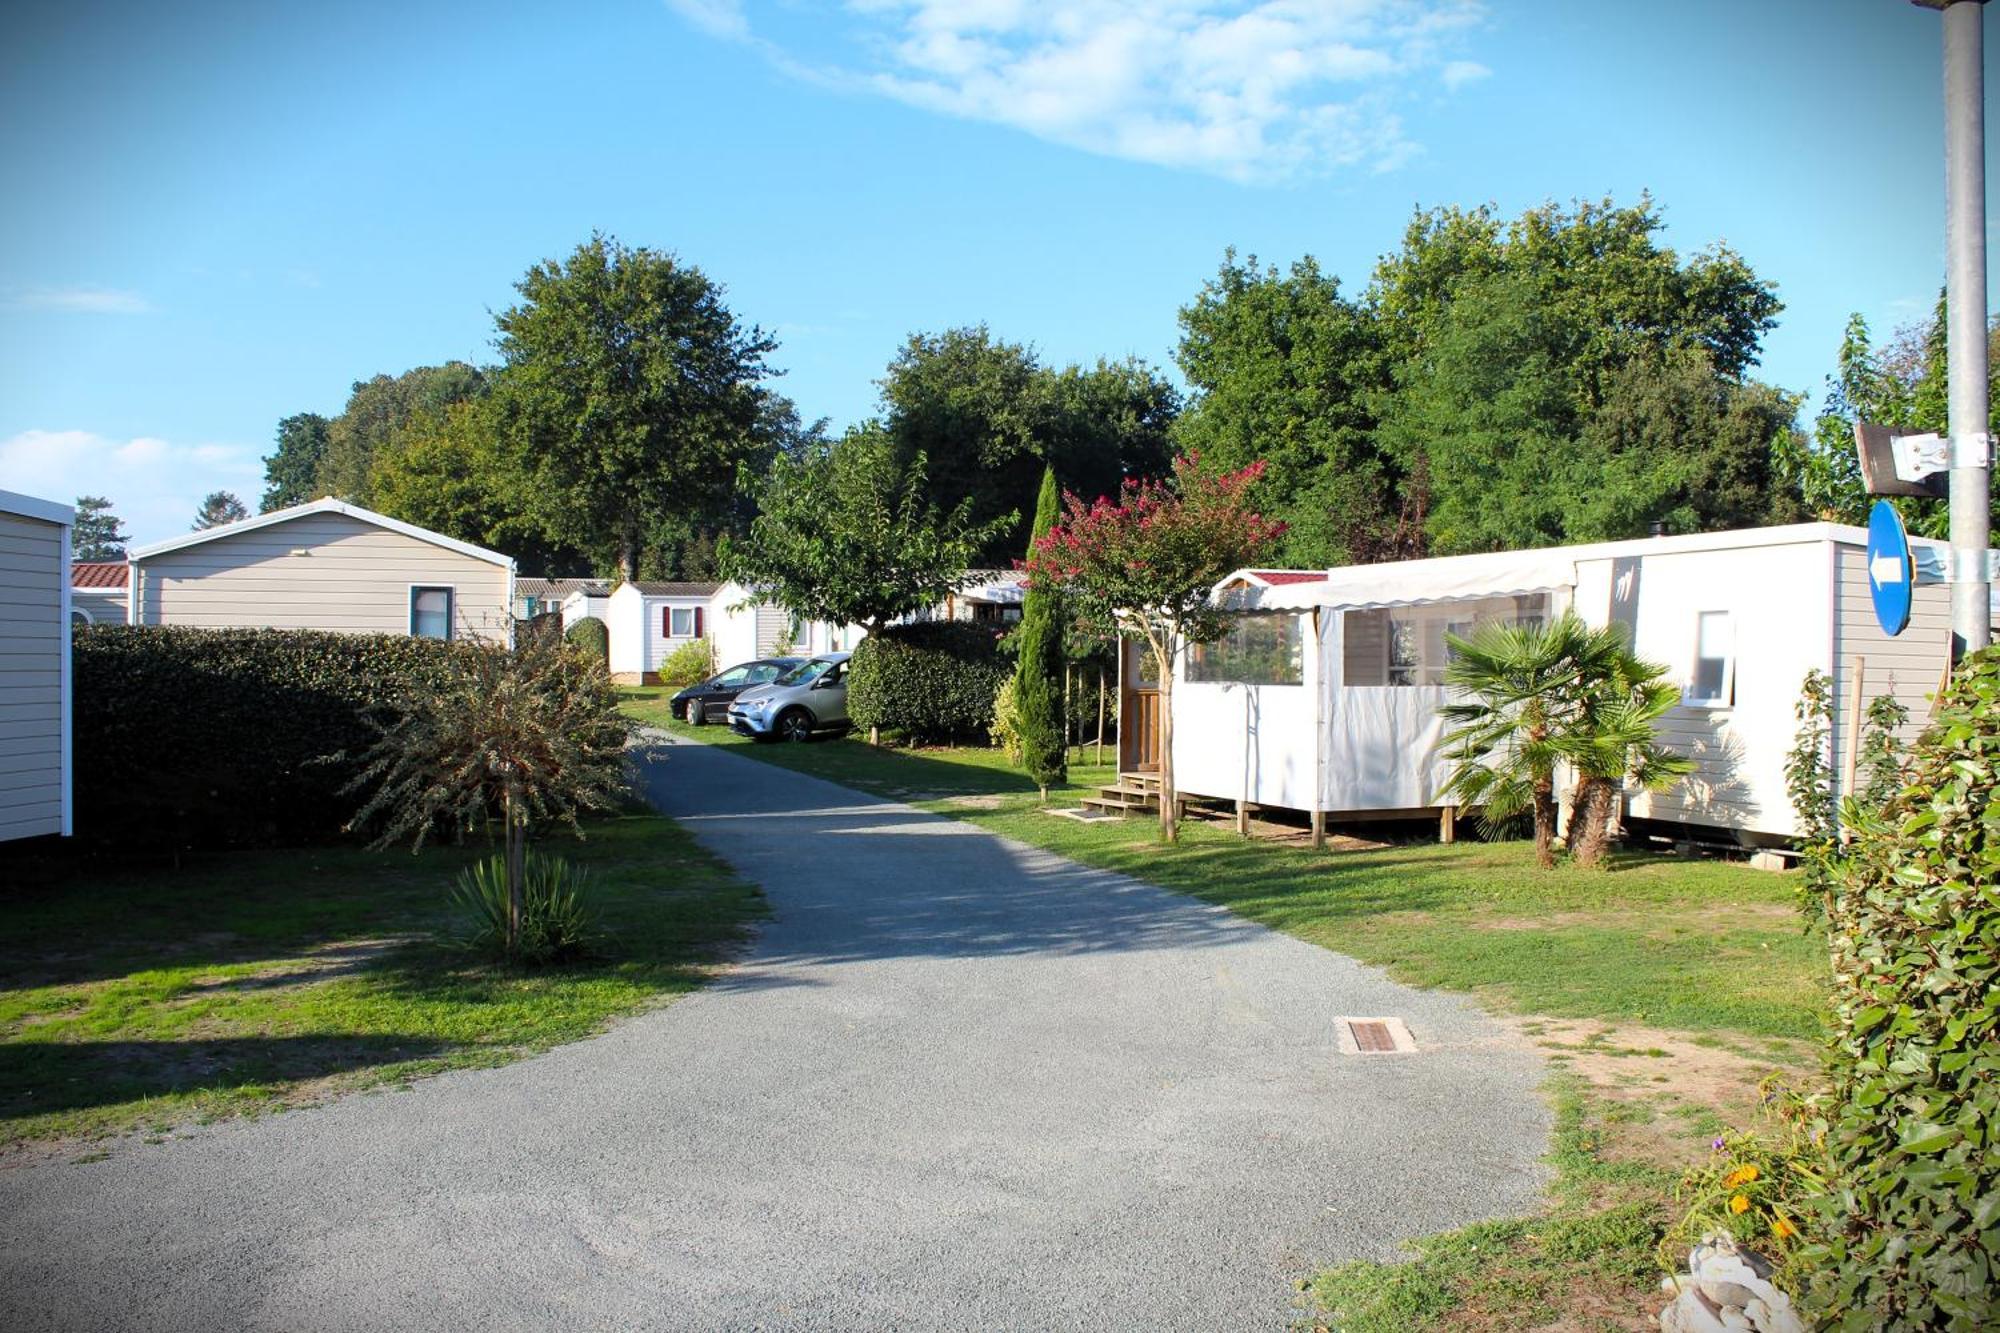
top-left (848, 621), bottom-right (1009, 743)
top-left (73, 626), bottom-right (487, 852)
top-left (564, 615), bottom-right (609, 668)
top-left (1810, 647), bottom-right (1999, 1330)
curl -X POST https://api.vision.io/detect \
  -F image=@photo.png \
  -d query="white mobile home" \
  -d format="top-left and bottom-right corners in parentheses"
top-left (516, 577), bottom-right (606, 622)
top-left (606, 581), bottom-right (723, 684)
top-left (1138, 524), bottom-right (1998, 845)
top-left (1, 490), bottom-right (73, 841)
top-left (129, 498), bottom-right (515, 644)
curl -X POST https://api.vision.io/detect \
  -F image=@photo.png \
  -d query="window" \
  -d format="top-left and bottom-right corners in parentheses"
top-left (1688, 611), bottom-right (1734, 705)
top-left (713, 666), bottom-right (749, 687)
top-left (410, 587), bottom-right (453, 640)
top-left (1343, 593), bottom-right (1549, 687)
top-left (666, 606), bottom-right (699, 638)
top-left (1186, 615), bottom-right (1305, 685)
top-left (745, 663), bottom-right (784, 684)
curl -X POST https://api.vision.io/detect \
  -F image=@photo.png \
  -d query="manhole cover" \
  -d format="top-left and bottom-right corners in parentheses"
top-left (1336, 1016), bottom-right (1416, 1054)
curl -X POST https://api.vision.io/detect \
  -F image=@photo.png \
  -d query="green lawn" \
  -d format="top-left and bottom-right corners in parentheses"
top-left (0, 813), bottom-right (763, 1152)
top-left (626, 693), bottom-right (1825, 1044)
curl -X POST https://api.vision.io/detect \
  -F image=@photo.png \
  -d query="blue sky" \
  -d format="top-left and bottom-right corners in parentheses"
top-left (0, 0), bottom-right (1989, 545)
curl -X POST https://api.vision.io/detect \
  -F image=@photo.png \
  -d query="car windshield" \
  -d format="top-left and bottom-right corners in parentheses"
top-left (776, 658), bottom-right (836, 687)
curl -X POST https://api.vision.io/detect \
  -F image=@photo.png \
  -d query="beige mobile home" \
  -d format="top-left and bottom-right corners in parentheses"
top-left (1131, 523), bottom-right (1999, 846)
top-left (0, 490), bottom-right (73, 841)
top-left (70, 561), bottom-right (128, 625)
top-left (129, 498), bottom-right (515, 644)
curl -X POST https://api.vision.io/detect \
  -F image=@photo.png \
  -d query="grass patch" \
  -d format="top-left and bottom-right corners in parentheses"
top-left (634, 703), bottom-right (1824, 1042)
top-left (1308, 1081), bottom-right (1675, 1332)
top-left (0, 813), bottom-right (764, 1152)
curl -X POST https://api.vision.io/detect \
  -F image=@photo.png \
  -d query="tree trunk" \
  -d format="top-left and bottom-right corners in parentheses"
top-left (617, 518), bottom-right (639, 584)
top-left (503, 773), bottom-right (526, 957)
top-left (1157, 649), bottom-right (1178, 845)
top-left (1568, 778), bottom-right (1616, 870)
top-left (1532, 778), bottom-right (1557, 870)
top-left (1095, 669), bottom-right (1106, 766)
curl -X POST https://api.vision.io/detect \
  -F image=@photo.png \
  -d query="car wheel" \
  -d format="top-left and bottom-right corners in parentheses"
top-left (688, 699), bottom-right (705, 727)
top-left (779, 708), bottom-right (814, 743)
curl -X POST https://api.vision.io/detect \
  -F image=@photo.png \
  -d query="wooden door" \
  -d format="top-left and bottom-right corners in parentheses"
top-left (1118, 639), bottom-right (1161, 772)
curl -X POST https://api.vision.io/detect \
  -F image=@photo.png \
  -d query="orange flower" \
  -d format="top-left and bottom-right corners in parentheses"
top-left (1771, 1215), bottom-right (1798, 1241)
top-left (1723, 1165), bottom-right (1761, 1187)
top-left (1729, 1194), bottom-right (1751, 1214)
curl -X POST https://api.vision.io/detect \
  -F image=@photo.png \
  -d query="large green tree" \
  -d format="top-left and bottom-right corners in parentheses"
top-left (71, 495), bottom-right (128, 560)
top-left (723, 425), bottom-right (1014, 635)
top-left (1174, 252), bottom-right (1395, 566)
top-left (261, 413), bottom-right (330, 512)
top-left (193, 491), bottom-right (248, 530)
top-left (879, 326), bottom-right (1177, 563)
top-left (313, 362), bottom-right (487, 505)
top-left (495, 234), bottom-right (780, 580)
top-left (1013, 467), bottom-right (1067, 797)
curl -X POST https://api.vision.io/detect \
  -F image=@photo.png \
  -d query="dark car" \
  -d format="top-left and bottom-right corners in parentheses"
top-left (672, 657), bottom-right (803, 726)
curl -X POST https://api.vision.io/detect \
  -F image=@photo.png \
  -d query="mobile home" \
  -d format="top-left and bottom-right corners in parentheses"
top-left (1, 490), bottom-right (73, 841)
top-left (1133, 523), bottom-right (1997, 844)
top-left (129, 498), bottom-right (515, 644)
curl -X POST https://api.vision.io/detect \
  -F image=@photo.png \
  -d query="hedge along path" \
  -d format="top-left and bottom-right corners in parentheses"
top-left (71, 626), bottom-right (489, 851)
top-left (846, 620), bottom-right (1012, 745)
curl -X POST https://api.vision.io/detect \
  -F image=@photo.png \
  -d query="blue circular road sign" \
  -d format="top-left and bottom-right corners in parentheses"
top-left (1866, 499), bottom-right (1913, 637)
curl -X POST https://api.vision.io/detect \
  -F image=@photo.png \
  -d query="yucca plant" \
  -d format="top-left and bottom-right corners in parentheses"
top-left (451, 849), bottom-right (595, 964)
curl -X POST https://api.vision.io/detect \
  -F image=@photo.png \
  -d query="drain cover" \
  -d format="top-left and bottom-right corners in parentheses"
top-left (1336, 1016), bottom-right (1416, 1054)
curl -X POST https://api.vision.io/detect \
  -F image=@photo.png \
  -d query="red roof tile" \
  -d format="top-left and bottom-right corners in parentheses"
top-left (1248, 570), bottom-right (1327, 586)
top-left (72, 561), bottom-right (128, 589)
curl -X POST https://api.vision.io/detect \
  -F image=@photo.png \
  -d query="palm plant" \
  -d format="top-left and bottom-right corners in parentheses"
top-left (1437, 612), bottom-right (1689, 869)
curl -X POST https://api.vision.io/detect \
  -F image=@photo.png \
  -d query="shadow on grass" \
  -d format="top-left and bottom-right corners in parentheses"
top-left (0, 1034), bottom-right (455, 1120)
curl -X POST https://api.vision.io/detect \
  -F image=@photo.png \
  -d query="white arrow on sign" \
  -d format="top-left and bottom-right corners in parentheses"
top-left (1871, 553), bottom-right (1907, 585)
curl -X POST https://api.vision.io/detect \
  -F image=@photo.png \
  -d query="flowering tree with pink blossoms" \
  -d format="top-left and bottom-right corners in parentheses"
top-left (1022, 455), bottom-right (1285, 842)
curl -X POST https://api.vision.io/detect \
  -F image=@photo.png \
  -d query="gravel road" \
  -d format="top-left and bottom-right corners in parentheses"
top-left (0, 735), bottom-right (1549, 1331)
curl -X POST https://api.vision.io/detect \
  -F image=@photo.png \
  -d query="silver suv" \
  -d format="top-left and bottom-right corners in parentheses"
top-left (727, 653), bottom-right (852, 743)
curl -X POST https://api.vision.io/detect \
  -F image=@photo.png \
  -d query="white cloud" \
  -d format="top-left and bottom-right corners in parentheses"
top-left (10, 286), bottom-right (153, 314)
top-left (665, 0), bottom-right (1489, 183)
top-left (0, 428), bottom-right (264, 547)
top-left (1439, 59), bottom-right (1489, 91)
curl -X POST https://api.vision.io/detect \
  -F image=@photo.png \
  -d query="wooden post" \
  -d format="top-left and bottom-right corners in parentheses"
top-left (1839, 655), bottom-right (1865, 839)
top-left (1095, 668), bottom-right (1107, 766)
top-left (1311, 808), bottom-right (1326, 851)
top-left (1439, 804), bottom-right (1457, 845)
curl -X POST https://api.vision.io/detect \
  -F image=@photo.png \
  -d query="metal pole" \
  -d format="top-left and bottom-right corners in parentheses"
top-left (1940, 0), bottom-right (1994, 655)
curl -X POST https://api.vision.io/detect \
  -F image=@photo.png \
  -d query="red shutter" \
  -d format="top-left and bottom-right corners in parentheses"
top-left (694, 606), bottom-right (705, 639)
top-left (662, 606), bottom-right (671, 637)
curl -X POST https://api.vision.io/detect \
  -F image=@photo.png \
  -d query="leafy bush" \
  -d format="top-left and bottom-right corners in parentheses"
top-left (564, 616), bottom-right (609, 667)
top-left (989, 675), bottom-right (1024, 764)
top-left (657, 637), bottom-right (716, 690)
top-left (72, 626), bottom-right (480, 852)
top-left (848, 621), bottom-right (1010, 742)
top-left (1808, 648), bottom-right (1999, 1330)
top-left (451, 850), bottom-right (595, 964)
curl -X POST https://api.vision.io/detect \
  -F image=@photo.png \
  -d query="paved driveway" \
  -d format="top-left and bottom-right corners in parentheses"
top-left (1, 738), bottom-right (1548, 1331)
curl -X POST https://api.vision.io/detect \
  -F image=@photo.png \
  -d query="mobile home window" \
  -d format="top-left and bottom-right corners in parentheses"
top-left (411, 587), bottom-right (453, 640)
top-left (666, 606), bottom-right (701, 638)
top-left (1186, 615), bottom-right (1304, 685)
top-left (1343, 593), bottom-right (1550, 687)
top-left (1689, 611), bottom-right (1733, 705)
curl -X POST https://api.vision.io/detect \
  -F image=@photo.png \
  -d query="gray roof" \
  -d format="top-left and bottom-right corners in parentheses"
top-left (518, 578), bottom-right (610, 599)
top-left (627, 581), bottom-right (723, 597)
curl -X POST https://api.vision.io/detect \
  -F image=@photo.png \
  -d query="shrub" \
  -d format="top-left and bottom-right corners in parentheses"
top-left (848, 621), bottom-right (1009, 743)
top-left (1663, 1079), bottom-right (1826, 1298)
top-left (451, 850), bottom-right (595, 964)
top-left (72, 626), bottom-right (481, 852)
top-left (990, 675), bottom-right (1025, 764)
top-left (1807, 647), bottom-right (1999, 1331)
top-left (657, 637), bottom-right (716, 690)
top-left (564, 616), bottom-right (609, 668)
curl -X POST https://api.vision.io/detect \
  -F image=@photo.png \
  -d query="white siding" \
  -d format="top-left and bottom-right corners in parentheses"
top-left (0, 511), bottom-right (67, 840)
top-left (641, 597), bottom-right (712, 674)
top-left (1829, 542), bottom-right (1955, 806)
top-left (134, 512), bottom-right (511, 643)
top-left (71, 587), bottom-right (127, 625)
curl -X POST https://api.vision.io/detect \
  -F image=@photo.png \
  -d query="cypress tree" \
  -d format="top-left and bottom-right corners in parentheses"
top-left (1015, 466), bottom-right (1067, 798)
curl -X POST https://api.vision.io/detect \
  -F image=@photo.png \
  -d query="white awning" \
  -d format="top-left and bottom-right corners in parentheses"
top-left (1220, 547), bottom-right (1583, 613)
